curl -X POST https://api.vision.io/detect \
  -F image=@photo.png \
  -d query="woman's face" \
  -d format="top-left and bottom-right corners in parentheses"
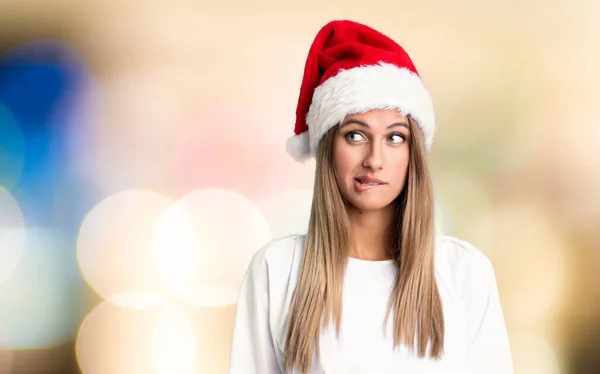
top-left (332, 109), bottom-right (410, 212)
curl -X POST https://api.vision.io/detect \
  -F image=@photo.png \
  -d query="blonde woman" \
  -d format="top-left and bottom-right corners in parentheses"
top-left (229, 20), bottom-right (514, 374)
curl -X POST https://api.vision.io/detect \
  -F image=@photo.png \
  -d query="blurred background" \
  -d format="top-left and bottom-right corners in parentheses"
top-left (0, 0), bottom-right (598, 373)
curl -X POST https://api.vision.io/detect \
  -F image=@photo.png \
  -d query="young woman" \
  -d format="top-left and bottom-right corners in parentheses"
top-left (229, 20), bottom-right (514, 374)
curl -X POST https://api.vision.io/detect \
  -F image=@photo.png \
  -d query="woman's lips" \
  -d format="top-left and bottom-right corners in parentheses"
top-left (353, 178), bottom-right (386, 192)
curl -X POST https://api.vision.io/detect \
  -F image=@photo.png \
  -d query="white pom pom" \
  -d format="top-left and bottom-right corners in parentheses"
top-left (286, 132), bottom-right (312, 162)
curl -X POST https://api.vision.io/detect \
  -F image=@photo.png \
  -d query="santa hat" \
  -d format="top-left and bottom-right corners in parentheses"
top-left (286, 20), bottom-right (435, 162)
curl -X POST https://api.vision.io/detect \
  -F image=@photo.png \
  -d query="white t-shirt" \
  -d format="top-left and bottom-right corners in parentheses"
top-left (229, 234), bottom-right (514, 374)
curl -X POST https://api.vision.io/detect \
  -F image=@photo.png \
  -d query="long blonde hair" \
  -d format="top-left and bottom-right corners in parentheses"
top-left (283, 116), bottom-right (444, 373)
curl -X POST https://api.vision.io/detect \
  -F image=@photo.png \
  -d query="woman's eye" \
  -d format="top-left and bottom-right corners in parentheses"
top-left (345, 132), bottom-right (366, 142)
top-left (388, 133), bottom-right (406, 143)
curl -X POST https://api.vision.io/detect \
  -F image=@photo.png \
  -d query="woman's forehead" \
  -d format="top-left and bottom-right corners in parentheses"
top-left (341, 110), bottom-right (410, 130)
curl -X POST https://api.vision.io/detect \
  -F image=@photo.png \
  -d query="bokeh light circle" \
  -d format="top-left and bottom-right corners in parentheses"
top-left (154, 188), bottom-right (271, 307)
top-left (77, 190), bottom-right (175, 308)
top-left (152, 304), bottom-right (196, 374)
top-left (180, 303), bottom-right (239, 373)
top-left (0, 187), bottom-right (26, 286)
top-left (76, 300), bottom-right (195, 374)
top-left (153, 203), bottom-right (198, 293)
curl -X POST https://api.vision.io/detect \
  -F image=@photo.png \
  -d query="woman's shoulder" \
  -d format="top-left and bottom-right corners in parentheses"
top-left (243, 234), bottom-right (306, 297)
top-left (434, 235), bottom-right (497, 299)
top-left (434, 235), bottom-right (493, 269)
top-left (244, 234), bottom-right (306, 352)
top-left (247, 234), bottom-right (305, 273)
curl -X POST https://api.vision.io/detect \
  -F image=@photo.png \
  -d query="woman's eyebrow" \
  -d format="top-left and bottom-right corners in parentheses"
top-left (387, 122), bottom-right (410, 130)
top-left (340, 119), bottom-right (410, 129)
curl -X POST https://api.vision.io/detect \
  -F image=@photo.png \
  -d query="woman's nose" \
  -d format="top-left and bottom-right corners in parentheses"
top-left (363, 142), bottom-right (383, 170)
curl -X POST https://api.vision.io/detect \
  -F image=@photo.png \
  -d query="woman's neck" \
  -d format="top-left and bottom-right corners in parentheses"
top-left (346, 203), bottom-right (396, 261)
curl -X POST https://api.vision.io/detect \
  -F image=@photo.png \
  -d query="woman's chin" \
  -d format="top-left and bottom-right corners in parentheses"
top-left (347, 197), bottom-right (395, 212)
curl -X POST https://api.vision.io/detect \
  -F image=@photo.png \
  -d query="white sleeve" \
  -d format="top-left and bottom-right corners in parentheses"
top-left (229, 245), bottom-right (282, 374)
top-left (464, 253), bottom-right (514, 374)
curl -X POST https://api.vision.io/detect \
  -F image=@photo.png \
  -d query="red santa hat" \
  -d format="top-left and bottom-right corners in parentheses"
top-left (286, 20), bottom-right (435, 162)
